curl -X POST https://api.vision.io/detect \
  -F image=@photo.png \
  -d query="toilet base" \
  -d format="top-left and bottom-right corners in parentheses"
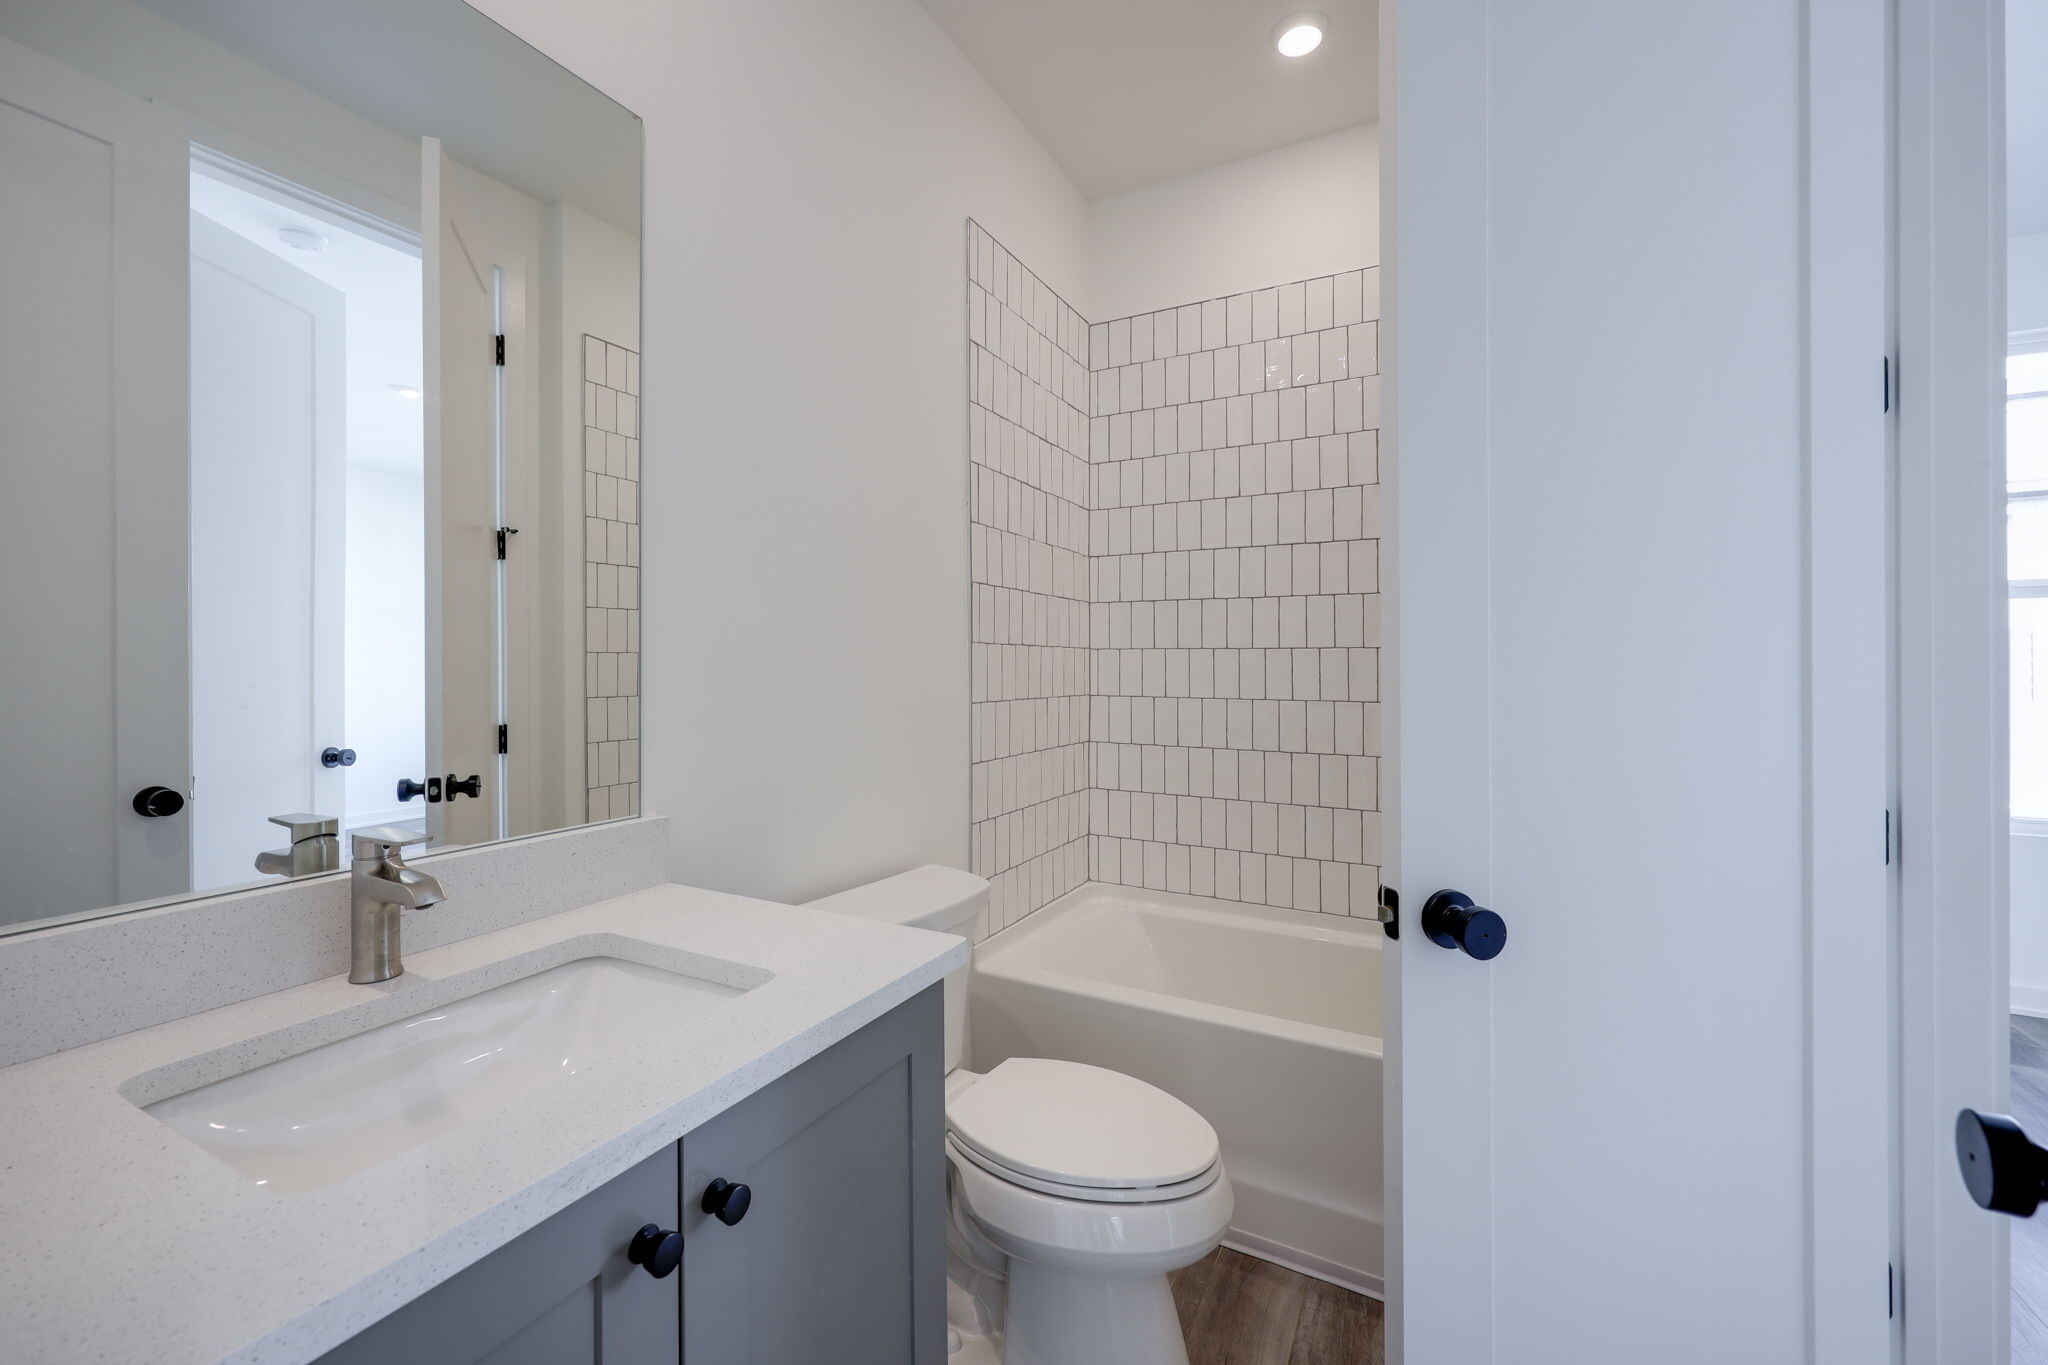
top-left (999, 1260), bottom-right (1189, 1365)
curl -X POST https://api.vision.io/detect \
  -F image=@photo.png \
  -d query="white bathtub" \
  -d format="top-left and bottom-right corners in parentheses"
top-left (969, 882), bottom-right (1383, 1295)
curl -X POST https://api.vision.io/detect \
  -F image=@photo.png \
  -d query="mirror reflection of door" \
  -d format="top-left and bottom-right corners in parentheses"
top-left (0, 36), bottom-right (191, 925)
top-left (187, 211), bottom-right (346, 889)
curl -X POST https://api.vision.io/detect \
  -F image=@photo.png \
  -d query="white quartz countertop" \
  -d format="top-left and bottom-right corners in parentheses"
top-left (0, 883), bottom-right (965, 1364)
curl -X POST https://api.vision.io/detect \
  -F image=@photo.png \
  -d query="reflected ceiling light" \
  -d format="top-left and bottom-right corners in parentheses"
top-left (1272, 11), bottom-right (1327, 56)
top-left (276, 225), bottom-right (327, 252)
top-left (391, 385), bottom-right (422, 400)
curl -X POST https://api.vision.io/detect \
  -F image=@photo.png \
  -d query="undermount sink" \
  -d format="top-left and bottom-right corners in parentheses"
top-left (144, 957), bottom-right (746, 1192)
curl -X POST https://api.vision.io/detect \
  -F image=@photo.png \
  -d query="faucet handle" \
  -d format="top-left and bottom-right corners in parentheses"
top-left (269, 812), bottom-right (339, 842)
top-left (351, 826), bottom-right (431, 862)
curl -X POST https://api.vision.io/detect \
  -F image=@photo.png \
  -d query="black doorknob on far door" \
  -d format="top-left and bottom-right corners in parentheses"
top-left (701, 1178), bottom-right (752, 1226)
top-left (1957, 1109), bottom-right (2048, 1216)
top-left (320, 747), bottom-right (357, 768)
top-left (626, 1223), bottom-right (683, 1279)
top-left (446, 774), bottom-right (482, 800)
top-left (131, 786), bottom-right (185, 818)
top-left (397, 777), bottom-right (428, 803)
top-left (1420, 890), bottom-right (1506, 961)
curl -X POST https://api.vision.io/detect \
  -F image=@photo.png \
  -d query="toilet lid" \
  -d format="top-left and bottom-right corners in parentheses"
top-left (946, 1058), bottom-right (1220, 1191)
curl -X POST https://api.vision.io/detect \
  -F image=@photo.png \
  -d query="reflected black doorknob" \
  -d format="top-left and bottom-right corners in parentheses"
top-left (1957, 1109), bottom-right (2048, 1215)
top-left (446, 774), bottom-right (482, 800)
top-left (320, 747), bottom-right (357, 768)
top-left (626, 1223), bottom-right (683, 1278)
top-left (1420, 890), bottom-right (1506, 961)
top-left (131, 786), bottom-right (185, 818)
top-left (397, 777), bottom-right (427, 803)
top-left (701, 1178), bottom-right (751, 1226)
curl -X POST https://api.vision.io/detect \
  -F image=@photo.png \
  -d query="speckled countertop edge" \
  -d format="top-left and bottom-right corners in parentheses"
top-left (0, 883), bottom-right (965, 1364)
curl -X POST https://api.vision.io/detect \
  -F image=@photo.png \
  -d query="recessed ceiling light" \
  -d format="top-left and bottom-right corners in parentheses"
top-left (1272, 11), bottom-right (1328, 57)
top-left (276, 225), bottom-right (328, 252)
top-left (391, 385), bottom-right (422, 400)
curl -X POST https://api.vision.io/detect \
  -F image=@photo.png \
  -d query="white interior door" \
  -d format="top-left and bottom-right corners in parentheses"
top-left (1381, 2), bottom-right (1891, 1359)
top-left (423, 138), bottom-right (504, 848)
top-left (187, 211), bottom-right (346, 888)
top-left (0, 35), bottom-right (189, 924)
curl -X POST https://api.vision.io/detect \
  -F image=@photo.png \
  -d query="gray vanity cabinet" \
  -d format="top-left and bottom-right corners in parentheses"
top-left (679, 984), bottom-right (946, 1364)
top-left (317, 1144), bottom-right (681, 1365)
top-left (316, 985), bottom-right (944, 1365)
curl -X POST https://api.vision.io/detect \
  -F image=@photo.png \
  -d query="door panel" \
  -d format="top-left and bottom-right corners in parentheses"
top-left (0, 35), bottom-right (188, 923)
top-left (188, 211), bottom-right (345, 888)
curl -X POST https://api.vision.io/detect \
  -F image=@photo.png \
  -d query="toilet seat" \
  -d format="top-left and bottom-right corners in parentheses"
top-left (945, 1058), bottom-right (1221, 1204)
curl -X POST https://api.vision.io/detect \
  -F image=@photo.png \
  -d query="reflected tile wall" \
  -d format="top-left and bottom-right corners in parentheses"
top-left (583, 334), bottom-right (641, 823)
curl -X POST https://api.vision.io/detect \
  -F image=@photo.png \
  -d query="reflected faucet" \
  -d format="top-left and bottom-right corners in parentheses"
top-left (254, 813), bottom-right (341, 878)
top-left (348, 827), bottom-right (446, 984)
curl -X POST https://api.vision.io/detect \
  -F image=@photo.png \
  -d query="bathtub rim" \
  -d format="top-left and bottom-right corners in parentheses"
top-left (973, 881), bottom-right (1384, 1060)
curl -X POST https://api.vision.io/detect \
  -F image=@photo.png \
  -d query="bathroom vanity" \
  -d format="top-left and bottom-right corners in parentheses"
top-left (0, 879), bottom-right (961, 1364)
top-left (320, 987), bottom-right (943, 1365)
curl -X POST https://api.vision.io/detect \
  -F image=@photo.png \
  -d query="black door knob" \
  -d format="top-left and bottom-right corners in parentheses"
top-left (1957, 1109), bottom-right (2048, 1215)
top-left (446, 773), bottom-right (482, 800)
top-left (626, 1223), bottom-right (683, 1278)
top-left (320, 747), bottom-right (357, 768)
top-left (131, 786), bottom-right (185, 818)
top-left (1420, 890), bottom-right (1506, 961)
top-left (701, 1178), bottom-right (752, 1226)
top-left (397, 777), bottom-right (428, 803)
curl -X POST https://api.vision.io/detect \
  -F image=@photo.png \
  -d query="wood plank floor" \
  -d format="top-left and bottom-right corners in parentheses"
top-left (1169, 1248), bottom-right (1383, 1365)
top-left (2015, 1014), bottom-right (2048, 1365)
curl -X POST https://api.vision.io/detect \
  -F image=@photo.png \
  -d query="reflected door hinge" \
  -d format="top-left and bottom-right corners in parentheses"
top-left (1885, 809), bottom-right (1893, 866)
top-left (494, 333), bottom-right (506, 366)
top-left (1889, 1261), bottom-right (1895, 1319)
top-left (496, 526), bottom-right (519, 559)
top-left (1882, 356), bottom-right (1891, 413)
top-left (497, 723), bottom-right (509, 756)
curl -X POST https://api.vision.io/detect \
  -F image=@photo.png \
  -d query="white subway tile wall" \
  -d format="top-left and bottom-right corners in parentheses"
top-left (967, 221), bottom-right (1382, 929)
top-left (1086, 270), bottom-right (1382, 919)
top-left (968, 224), bottom-right (1094, 935)
top-left (583, 335), bottom-right (641, 823)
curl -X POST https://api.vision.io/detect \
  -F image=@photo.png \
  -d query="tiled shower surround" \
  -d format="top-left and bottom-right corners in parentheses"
top-left (968, 223), bottom-right (1382, 930)
top-left (584, 334), bottom-right (641, 823)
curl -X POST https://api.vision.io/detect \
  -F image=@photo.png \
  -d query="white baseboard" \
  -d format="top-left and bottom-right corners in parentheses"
top-left (1222, 1231), bottom-right (1383, 1300)
top-left (2013, 984), bottom-right (2048, 1020)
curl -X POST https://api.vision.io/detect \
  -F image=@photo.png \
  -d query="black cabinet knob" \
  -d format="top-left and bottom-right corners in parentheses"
top-left (1957, 1109), bottom-right (2048, 1216)
top-left (446, 773), bottom-right (482, 800)
top-left (626, 1223), bottom-right (683, 1278)
top-left (701, 1178), bottom-right (751, 1226)
top-left (397, 777), bottom-right (428, 803)
top-left (320, 747), bottom-right (357, 769)
top-left (131, 786), bottom-right (185, 818)
top-left (1420, 890), bottom-right (1506, 961)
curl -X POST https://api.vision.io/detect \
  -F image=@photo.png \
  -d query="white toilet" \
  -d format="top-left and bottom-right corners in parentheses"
top-left (808, 866), bottom-right (1232, 1365)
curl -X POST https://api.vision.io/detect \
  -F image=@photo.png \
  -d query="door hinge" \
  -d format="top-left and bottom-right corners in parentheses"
top-left (496, 526), bottom-right (519, 559)
top-left (494, 333), bottom-right (506, 366)
top-left (497, 723), bottom-right (509, 756)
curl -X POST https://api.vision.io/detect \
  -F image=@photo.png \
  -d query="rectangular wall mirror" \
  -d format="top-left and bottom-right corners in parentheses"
top-left (0, 0), bottom-right (643, 934)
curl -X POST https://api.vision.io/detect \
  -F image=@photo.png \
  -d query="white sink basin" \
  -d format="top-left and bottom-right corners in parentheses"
top-left (145, 957), bottom-right (745, 1191)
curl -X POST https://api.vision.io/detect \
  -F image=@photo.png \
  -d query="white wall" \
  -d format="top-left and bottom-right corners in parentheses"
top-left (2015, 229), bottom-right (2048, 1012)
top-left (344, 466), bottom-right (426, 827)
top-left (1089, 123), bottom-right (1379, 322)
top-left (469, 0), bottom-right (1090, 905)
top-left (2016, 232), bottom-right (2048, 335)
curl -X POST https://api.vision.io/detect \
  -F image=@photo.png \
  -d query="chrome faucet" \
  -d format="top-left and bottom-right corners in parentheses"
top-left (254, 813), bottom-right (341, 878)
top-left (348, 827), bottom-right (445, 984)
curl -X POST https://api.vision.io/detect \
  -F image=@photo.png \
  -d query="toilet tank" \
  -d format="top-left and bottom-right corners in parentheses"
top-left (804, 865), bottom-right (985, 1073)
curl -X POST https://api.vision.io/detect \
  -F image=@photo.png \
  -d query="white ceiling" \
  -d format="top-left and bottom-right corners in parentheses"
top-left (2014, 0), bottom-right (2048, 237)
top-left (917, 0), bottom-right (1378, 200)
top-left (134, 0), bottom-right (641, 234)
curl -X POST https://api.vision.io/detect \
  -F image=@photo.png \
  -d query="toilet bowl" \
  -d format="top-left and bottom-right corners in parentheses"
top-left (807, 867), bottom-right (1233, 1365)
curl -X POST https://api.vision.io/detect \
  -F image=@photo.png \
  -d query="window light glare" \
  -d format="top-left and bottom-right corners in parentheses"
top-left (1272, 13), bottom-right (1327, 57)
top-left (391, 385), bottom-right (422, 400)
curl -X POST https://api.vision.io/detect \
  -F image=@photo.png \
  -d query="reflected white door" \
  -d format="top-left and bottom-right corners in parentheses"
top-left (423, 138), bottom-right (504, 848)
top-left (187, 212), bottom-right (346, 888)
top-left (1382, 1), bottom-right (1890, 1359)
top-left (0, 36), bottom-right (189, 924)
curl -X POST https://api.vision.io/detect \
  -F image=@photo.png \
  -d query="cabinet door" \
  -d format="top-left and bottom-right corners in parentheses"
top-left (319, 1144), bottom-right (680, 1365)
top-left (682, 986), bottom-right (946, 1365)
